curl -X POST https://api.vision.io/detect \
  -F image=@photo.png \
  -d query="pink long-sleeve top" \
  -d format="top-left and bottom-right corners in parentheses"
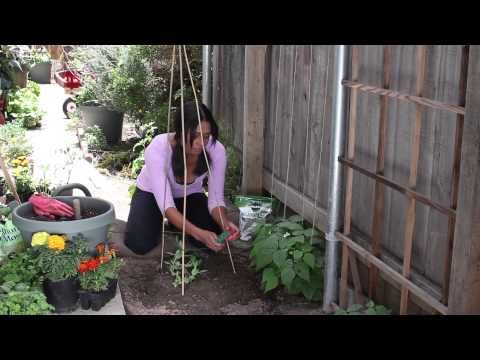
top-left (136, 132), bottom-right (227, 216)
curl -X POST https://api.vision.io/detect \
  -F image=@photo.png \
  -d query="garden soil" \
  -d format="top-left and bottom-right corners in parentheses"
top-left (117, 236), bottom-right (325, 315)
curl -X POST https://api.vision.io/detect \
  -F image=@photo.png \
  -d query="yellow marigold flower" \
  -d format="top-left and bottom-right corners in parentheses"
top-left (31, 232), bottom-right (50, 247)
top-left (48, 235), bottom-right (65, 251)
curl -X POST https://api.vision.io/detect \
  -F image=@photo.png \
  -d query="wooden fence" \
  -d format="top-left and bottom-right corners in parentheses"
top-left (211, 45), bottom-right (476, 313)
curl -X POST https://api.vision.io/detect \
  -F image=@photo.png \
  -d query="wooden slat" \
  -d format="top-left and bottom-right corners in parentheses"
top-left (349, 253), bottom-right (365, 304)
top-left (242, 46), bottom-right (266, 194)
top-left (447, 45), bottom-right (480, 313)
top-left (338, 157), bottom-right (456, 218)
top-left (368, 45), bottom-right (392, 299)
top-left (343, 46), bottom-right (360, 235)
top-left (400, 45), bottom-right (427, 315)
top-left (339, 244), bottom-right (350, 308)
top-left (336, 232), bottom-right (449, 314)
top-left (263, 169), bottom-right (328, 233)
top-left (342, 79), bottom-right (465, 115)
top-left (442, 45), bottom-right (469, 304)
top-left (339, 45), bottom-right (360, 308)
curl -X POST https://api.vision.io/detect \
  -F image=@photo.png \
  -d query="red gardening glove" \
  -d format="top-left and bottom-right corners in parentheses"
top-left (29, 194), bottom-right (75, 219)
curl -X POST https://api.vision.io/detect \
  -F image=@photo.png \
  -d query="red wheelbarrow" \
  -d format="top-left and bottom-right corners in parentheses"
top-left (54, 69), bottom-right (83, 118)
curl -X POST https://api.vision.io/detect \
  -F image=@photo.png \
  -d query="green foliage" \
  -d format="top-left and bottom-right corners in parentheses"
top-left (84, 125), bottom-right (108, 151)
top-left (7, 81), bottom-right (44, 129)
top-left (12, 166), bottom-right (35, 202)
top-left (72, 45), bottom-right (201, 128)
top-left (165, 248), bottom-right (206, 288)
top-left (334, 301), bottom-right (392, 315)
top-left (35, 236), bottom-right (89, 282)
top-left (21, 46), bottom-right (51, 68)
top-left (79, 257), bottom-right (124, 292)
top-left (70, 46), bottom-right (129, 113)
top-left (9, 163), bottom-right (55, 201)
top-left (0, 246), bottom-right (53, 315)
top-left (0, 120), bottom-right (32, 162)
top-left (0, 287), bottom-right (54, 315)
top-left (115, 45), bottom-right (201, 126)
top-left (128, 184), bottom-right (136, 199)
top-left (249, 216), bottom-right (325, 301)
top-left (218, 132), bottom-right (242, 199)
top-left (0, 247), bottom-right (43, 289)
top-left (130, 122), bottom-right (157, 178)
top-left (97, 151), bottom-right (132, 171)
top-left (74, 77), bottom-right (97, 105)
top-left (0, 45), bottom-right (24, 88)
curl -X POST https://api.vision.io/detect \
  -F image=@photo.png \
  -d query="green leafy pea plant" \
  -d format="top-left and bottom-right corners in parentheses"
top-left (249, 215), bottom-right (325, 301)
top-left (165, 248), bottom-right (206, 288)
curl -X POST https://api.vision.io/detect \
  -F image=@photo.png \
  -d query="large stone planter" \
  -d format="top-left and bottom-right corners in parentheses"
top-left (11, 195), bottom-right (115, 252)
top-left (29, 62), bottom-right (52, 84)
top-left (79, 105), bottom-right (124, 145)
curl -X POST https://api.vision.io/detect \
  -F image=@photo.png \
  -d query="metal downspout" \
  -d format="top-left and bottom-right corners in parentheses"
top-left (202, 45), bottom-right (211, 108)
top-left (322, 45), bottom-right (349, 311)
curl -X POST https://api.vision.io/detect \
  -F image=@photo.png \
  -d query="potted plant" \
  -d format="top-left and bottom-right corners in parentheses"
top-left (24, 47), bottom-right (52, 84)
top-left (10, 45), bottom-right (36, 88)
top-left (78, 243), bottom-right (123, 311)
top-left (71, 46), bottom-right (127, 145)
top-left (6, 81), bottom-right (44, 129)
top-left (33, 234), bottom-right (89, 313)
top-left (0, 45), bottom-right (24, 90)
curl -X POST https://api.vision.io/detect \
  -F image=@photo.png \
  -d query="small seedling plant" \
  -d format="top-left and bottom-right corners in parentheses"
top-left (165, 248), bottom-right (206, 288)
top-left (334, 300), bottom-right (392, 315)
top-left (249, 215), bottom-right (325, 301)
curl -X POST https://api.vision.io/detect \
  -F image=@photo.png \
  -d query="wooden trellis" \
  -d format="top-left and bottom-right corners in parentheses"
top-left (337, 45), bottom-right (469, 315)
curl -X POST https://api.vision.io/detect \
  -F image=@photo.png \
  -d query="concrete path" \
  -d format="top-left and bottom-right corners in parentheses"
top-left (27, 84), bottom-right (131, 315)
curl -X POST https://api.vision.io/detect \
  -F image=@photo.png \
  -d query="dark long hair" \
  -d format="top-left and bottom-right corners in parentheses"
top-left (171, 101), bottom-right (219, 180)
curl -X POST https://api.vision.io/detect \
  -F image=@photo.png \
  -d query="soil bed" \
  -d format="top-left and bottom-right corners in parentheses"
top-left (24, 207), bottom-right (105, 221)
top-left (118, 246), bottom-right (326, 315)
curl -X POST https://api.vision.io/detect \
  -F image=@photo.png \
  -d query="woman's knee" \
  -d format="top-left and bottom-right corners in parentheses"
top-left (124, 232), bottom-right (156, 255)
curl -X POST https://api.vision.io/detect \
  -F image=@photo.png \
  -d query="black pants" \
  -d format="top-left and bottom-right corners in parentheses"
top-left (125, 187), bottom-right (222, 255)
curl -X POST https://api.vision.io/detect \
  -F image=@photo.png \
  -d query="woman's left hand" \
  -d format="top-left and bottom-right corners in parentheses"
top-left (223, 221), bottom-right (240, 241)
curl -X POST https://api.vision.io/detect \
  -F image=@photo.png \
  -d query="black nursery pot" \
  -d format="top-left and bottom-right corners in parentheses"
top-left (79, 279), bottom-right (118, 311)
top-left (43, 277), bottom-right (79, 313)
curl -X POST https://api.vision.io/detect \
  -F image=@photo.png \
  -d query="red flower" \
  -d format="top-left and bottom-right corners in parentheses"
top-left (79, 258), bottom-right (101, 273)
top-left (87, 258), bottom-right (101, 270)
top-left (96, 243), bottom-right (105, 255)
top-left (79, 262), bottom-right (89, 273)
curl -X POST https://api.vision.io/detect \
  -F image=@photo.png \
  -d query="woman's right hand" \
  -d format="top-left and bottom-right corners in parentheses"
top-left (195, 229), bottom-right (225, 252)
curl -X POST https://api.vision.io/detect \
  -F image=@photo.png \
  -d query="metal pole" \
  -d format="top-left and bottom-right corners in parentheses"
top-left (323, 45), bottom-right (349, 311)
top-left (202, 45), bottom-right (211, 108)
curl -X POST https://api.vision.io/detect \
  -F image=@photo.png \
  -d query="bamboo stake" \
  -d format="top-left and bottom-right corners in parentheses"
top-left (160, 45), bottom-right (177, 272)
top-left (178, 47), bottom-right (187, 296)
top-left (0, 150), bottom-right (21, 205)
top-left (182, 45), bottom-right (236, 274)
